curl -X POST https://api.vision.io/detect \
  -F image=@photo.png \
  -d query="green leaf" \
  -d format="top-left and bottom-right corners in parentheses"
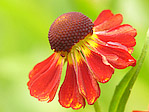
top-left (109, 28), bottom-right (149, 112)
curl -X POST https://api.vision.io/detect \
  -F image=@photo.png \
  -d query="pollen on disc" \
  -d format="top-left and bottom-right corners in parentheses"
top-left (48, 12), bottom-right (94, 52)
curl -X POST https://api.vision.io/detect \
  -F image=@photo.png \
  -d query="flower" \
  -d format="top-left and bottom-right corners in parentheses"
top-left (27, 10), bottom-right (137, 109)
top-left (133, 110), bottom-right (149, 112)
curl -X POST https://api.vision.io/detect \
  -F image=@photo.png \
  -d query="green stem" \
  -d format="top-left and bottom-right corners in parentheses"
top-left (93, 100), bottom-right (101, 112)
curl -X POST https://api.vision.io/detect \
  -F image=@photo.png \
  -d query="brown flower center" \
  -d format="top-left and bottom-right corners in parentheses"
top-left (48, 12), bottom-right (94, 52)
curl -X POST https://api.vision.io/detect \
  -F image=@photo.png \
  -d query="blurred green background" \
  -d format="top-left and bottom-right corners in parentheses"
top-left (0, 0), bottom-right (148, 112)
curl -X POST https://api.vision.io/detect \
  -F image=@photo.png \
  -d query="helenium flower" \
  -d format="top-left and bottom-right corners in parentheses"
top-left (27, 10), bottom-right (137, 109)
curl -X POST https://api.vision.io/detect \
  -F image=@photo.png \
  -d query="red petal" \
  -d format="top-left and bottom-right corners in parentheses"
top-left (82, 48), bottom-right (114, 83)
top-left (27, 53), bottom-right (64, 102)
top-left (28, 53), bottom-right (56, 79)
top-left (59, 55), bottom-right (85, 109)
top-left (96, 24), bottom-right (137, 47)
top-left (94, 14), bottom-right (123, 31)
top-left (132, 110), bottom-right (149, 112)
top-left (94, 10), bottom-right (114, 26)
top-left (127, 47), bottom-right (134, 54)
top-left (75, 51), bottom-right (100, 104)
top-left (95, 43), bottom-right (136, 69)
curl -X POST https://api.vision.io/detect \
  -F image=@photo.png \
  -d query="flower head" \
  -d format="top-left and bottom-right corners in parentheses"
top-left (27, 10), bottom-right (137, 109)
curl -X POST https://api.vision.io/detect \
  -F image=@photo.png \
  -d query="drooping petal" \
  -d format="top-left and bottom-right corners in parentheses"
top-left (94, 10), bottom-right (114, 26)
top-left (132, 110), bottom-right (149, 112)
top-left (74, 50), bottom-right (100, 105)
top-left (28, 53), bottom-right (56, 79)
top-left (81, 46), bottom-right (114, 83)
top-left (94, 42), bottom-right (136, 69)
top-left (59, 53), bottom-right (85, 109)
top-left (94, 13), bottom-right (123, 31)
top-left (96, 24), bottom-right (137, 47)
top-left (127, 47), bottom-right (134, 54)
top-left (27, 53), bottom-right (64, 102)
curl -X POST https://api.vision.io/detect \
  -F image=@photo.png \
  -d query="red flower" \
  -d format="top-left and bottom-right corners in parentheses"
top-left (133, 106), bottom-right (149, 112)
top-left (27, 10), bottom-right (137, 109)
